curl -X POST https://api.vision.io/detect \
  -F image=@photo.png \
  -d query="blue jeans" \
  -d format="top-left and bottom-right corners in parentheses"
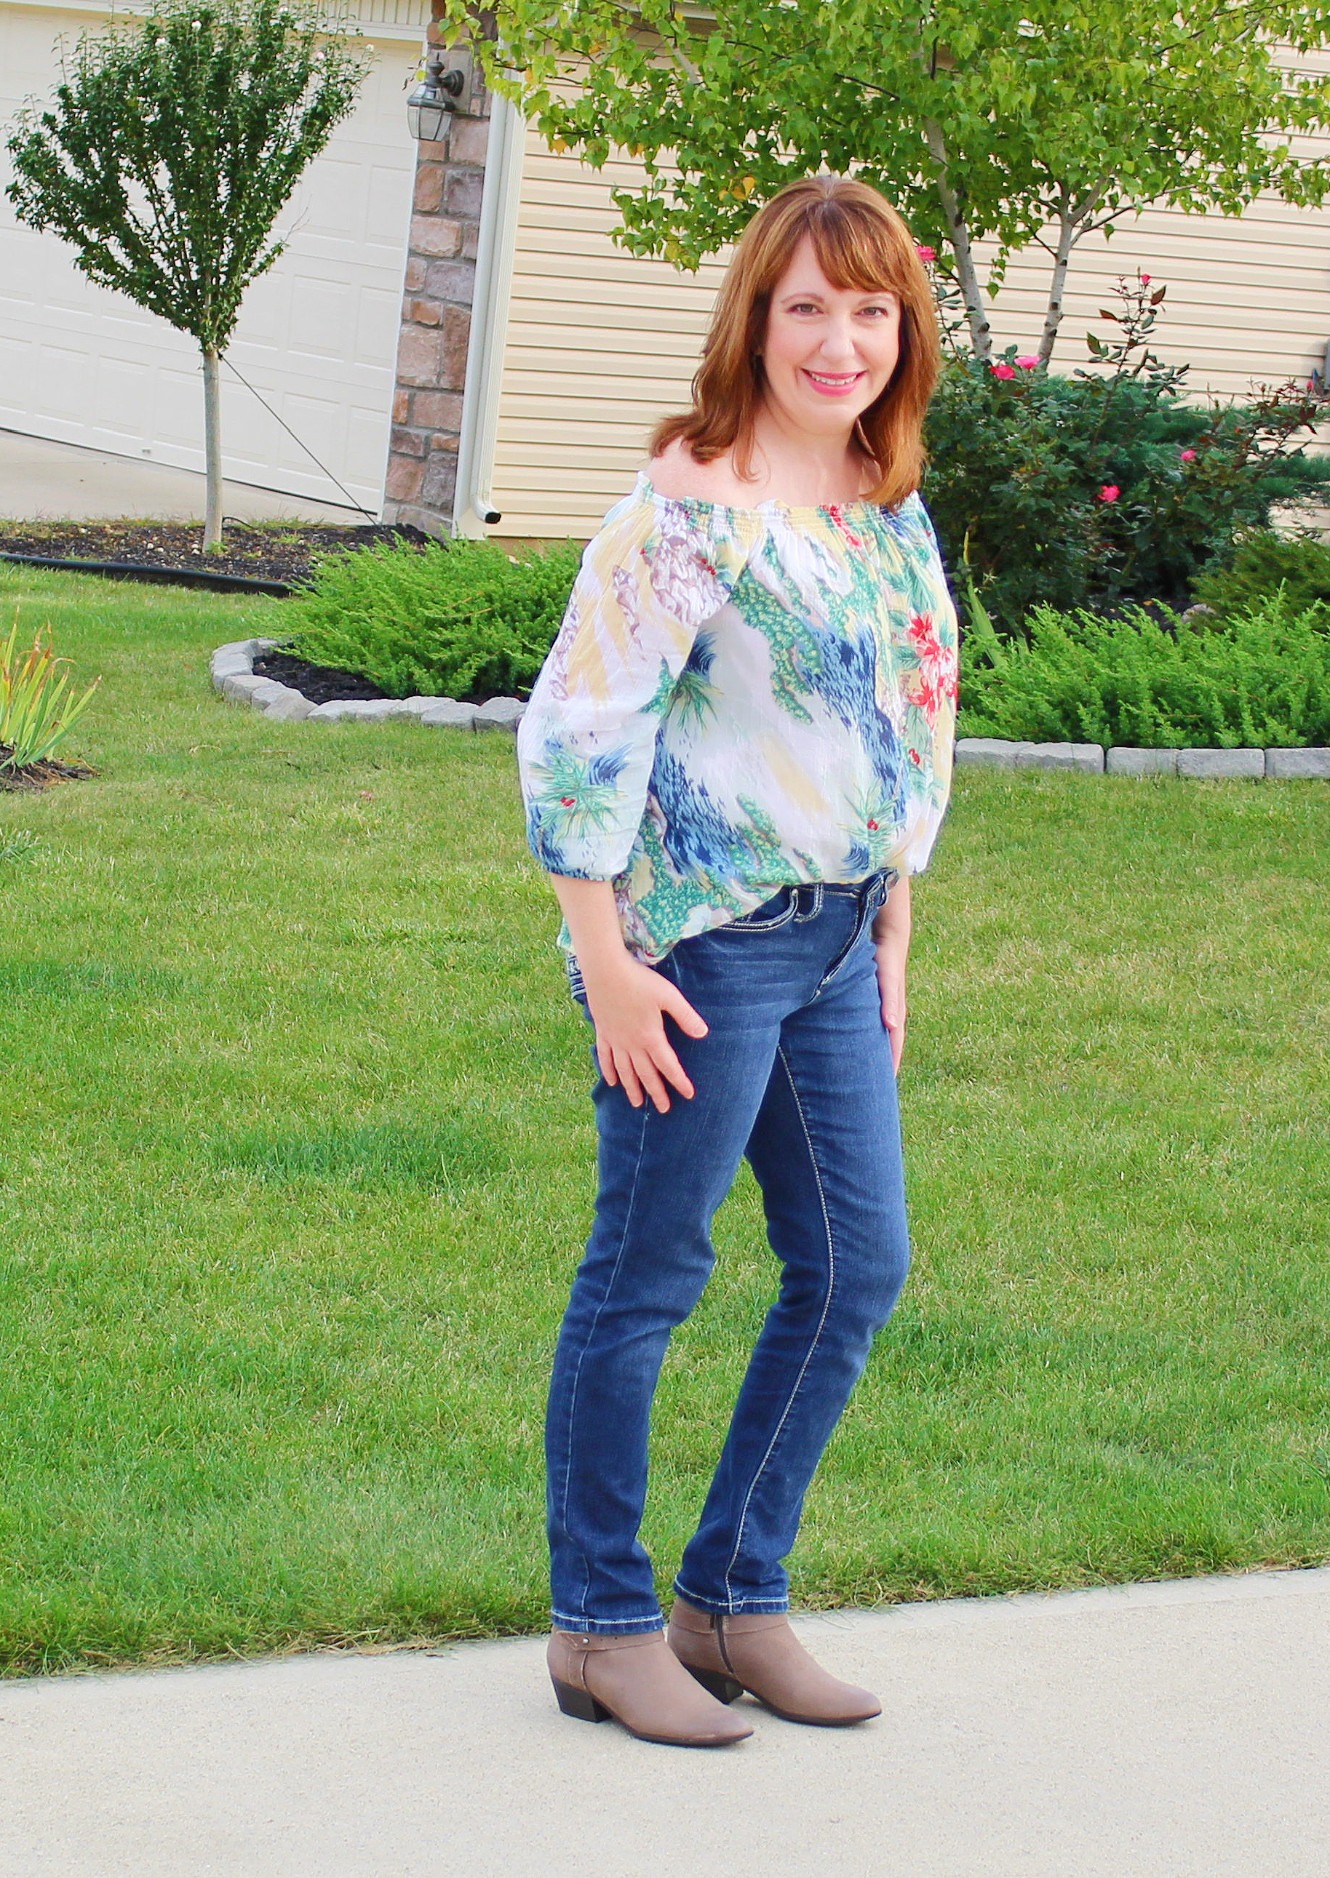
top-left (547, 873), bottom-right (912, 1634)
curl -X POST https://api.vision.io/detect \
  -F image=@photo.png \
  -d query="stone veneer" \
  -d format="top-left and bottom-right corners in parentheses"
top-left (381, 10), bottom-right (492, 536)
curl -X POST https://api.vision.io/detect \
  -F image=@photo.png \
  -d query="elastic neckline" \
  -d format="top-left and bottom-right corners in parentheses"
top-left (635, 470), bottom-right (882, 524)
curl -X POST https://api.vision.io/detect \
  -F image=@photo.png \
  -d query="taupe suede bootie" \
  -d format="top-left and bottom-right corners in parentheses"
top-left (547, 1627), bottom-right (753, 1747)
top-left (668, 1595), bottom-right (881, 1726)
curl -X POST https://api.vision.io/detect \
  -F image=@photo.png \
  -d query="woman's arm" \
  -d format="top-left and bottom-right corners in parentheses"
top-left (871, 873), bottom-right (911, 1073)
top-left (551, 875), bottom-right (708, 1114)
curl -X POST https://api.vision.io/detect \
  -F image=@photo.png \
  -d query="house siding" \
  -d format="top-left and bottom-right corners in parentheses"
top-left (488, 103), bottom-right (1330, 540)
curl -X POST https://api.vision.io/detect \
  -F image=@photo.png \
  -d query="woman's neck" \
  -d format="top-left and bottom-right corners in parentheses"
top-left (745, 405), bottom-right (870, 507)
top-left (649, 402), bottom-right (878, 510)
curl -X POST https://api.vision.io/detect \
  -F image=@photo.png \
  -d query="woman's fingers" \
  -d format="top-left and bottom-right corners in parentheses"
top-left (588, 964), bottom-right (708, 1111)
top-left (614, 1052), bottom-right (646, 1108)
top-left (660, 981), bottom-right (709, 1039)
top-left (646, 1037), bottom-right (694, 1102)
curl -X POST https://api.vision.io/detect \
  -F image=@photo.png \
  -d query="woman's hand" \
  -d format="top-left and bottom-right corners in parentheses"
top-left (582, 953), bottom-right (708, 1113)
top-left (549, 873), bottom-right (708, 1112)
top-left (872, 874), bottom-right (912, 1075)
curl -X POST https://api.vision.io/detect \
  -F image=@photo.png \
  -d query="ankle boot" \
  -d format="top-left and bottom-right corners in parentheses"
top-left (547, 1627), bottom-right (753, 1747)
top-left (667, 1596), bottom-right (881, 1726)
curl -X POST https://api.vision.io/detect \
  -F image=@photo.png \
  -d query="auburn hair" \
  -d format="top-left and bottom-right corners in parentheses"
top-left (650, 175), bottom-right (941, 510)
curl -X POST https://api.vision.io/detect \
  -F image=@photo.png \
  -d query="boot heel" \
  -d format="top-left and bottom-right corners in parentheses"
top-left (683, 1663), bottom-right (744, 1705)
top-left (552, 1676), bottom-right (612, 1723)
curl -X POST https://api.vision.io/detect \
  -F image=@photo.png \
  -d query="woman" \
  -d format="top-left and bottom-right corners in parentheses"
top-left (516, 175), bottom-right (957, 1748)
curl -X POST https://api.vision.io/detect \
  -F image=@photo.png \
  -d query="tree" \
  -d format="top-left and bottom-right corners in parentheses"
top-left (437, 0), bottom-right (1330, 363)
top-left (7, 0), bottom-right (369, 547)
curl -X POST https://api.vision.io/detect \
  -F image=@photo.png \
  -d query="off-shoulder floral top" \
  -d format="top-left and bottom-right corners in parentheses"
top-left (516, 472), bottom-right (958, 963)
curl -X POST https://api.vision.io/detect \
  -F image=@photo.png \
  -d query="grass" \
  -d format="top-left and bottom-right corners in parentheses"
top-left (1, 562), bottom-right (1328, 1675)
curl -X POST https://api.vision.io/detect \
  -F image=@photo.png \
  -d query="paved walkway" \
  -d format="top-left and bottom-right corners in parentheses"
top-left (1, 1567), bottom-right (1327, 1876)
top-left (0, 427), bottom-right (362, 524)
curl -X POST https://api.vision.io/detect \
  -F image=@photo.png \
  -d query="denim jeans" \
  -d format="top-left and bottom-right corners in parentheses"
top-left (547, 872), bottom-right (912, 1634)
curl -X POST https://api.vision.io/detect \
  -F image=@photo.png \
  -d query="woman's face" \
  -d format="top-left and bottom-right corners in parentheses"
top-left (758, 234), bottom-right (901, 440)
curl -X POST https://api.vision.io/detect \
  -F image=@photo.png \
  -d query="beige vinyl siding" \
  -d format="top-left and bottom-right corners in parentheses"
top-left (490, 130), bottom-right (729, 536)
top-left (491, 98), bottom-right (1330, 539)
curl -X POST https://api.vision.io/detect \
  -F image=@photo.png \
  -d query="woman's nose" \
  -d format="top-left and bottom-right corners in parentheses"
top-left (818, 317), bottom-right (858, 362)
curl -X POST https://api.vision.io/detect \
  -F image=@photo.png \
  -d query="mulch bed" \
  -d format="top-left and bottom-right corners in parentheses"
top-left (251, 649), bottom-right (391, 705)
top-left (0, 518), bottom-right (428, 585)
top-left (0, 747), bottom-right (95, 792)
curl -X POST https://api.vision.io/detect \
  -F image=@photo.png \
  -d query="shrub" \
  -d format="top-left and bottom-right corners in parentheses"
top-left (280, 537), bottom-right (582, 700)
top-left (1190, 531), bottom-right (1330, 625)
top-left (959, 591), bottom-right (1330, 749)
top-left (925, 274), bottom-right (1330, 633)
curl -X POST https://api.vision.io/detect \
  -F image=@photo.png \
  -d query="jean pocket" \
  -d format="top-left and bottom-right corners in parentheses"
top-left (717, 888), bottom-right (797, 933)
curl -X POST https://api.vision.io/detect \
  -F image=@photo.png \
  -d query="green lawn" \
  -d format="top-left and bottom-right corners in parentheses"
top-left (1, 563), bottom-right (1328, 1675)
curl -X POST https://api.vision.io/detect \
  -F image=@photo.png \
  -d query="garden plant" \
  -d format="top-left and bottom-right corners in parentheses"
top-left (6, 0), bottom-right (369, 550)
top-left (277, 536), bottom-right (584, 700)
top-left (958, 589), bottom-right (1330, 749)
top-left (0, 611), bottom-right (99, 783)
top-left (924, 274), bottom-right (1330, 630)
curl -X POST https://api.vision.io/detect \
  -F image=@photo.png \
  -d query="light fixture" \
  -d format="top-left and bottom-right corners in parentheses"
top-left (407, 48), bottom-right (472, 141)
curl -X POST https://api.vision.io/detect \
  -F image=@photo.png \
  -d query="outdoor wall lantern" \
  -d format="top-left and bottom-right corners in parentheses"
top-left (407, 48), bottom-right (473, 139)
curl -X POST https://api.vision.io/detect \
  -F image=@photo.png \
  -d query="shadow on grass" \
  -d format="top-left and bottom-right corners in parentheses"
top-left (210, 1117), bottom-right (510, 1195)
top-left (0, 959), bottom-right (184, 999)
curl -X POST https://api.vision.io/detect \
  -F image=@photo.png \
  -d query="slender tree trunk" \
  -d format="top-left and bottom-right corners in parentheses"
top-left (1038, 215), bottom-right (1078, 366)
top-left (202, 344), bottom-right (223, 551)
top-left (1037, 183), bottom-right (1107, 365)
top-left (923, 117), bottom-right (990, 360)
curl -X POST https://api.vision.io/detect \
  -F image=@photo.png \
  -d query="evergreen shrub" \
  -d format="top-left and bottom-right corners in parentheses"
top-left (280, 537), bottom-right (582, 700)
top-left (1190, 531), bottom-right (1330, 625)
top-left (960, 591), bottom-right (1330, 749)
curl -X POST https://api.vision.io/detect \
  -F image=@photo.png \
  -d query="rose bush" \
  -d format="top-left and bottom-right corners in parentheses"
top-left (923, 275), bottom-right (1330, 633)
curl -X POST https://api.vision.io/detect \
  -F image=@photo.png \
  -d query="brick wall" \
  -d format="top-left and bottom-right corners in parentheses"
top-left (381, 23), bottom-right (491, 534)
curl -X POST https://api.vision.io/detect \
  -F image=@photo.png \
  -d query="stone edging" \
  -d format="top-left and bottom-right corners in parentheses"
top-left (210, 639), bottom-right (526, 732)
top-left (956, 738), bottom-right (1330, 778)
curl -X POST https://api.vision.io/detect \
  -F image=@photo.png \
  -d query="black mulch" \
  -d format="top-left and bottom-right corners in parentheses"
top-left (0, 518), bottom-right (428, 585)
top-left (0, 747), bottom-right (96, 791)
top-left (251, 649), bottom-right (391, 704)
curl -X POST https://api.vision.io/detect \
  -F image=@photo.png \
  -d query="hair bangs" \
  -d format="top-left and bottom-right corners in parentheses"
top-left (804, 199), bottom-right (910, 300)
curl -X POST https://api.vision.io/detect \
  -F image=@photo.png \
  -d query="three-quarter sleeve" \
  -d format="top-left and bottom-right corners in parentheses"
top-left (891, 499), bottom-right (959, 875)
top-left (517, 496), bottom-right (734, 880)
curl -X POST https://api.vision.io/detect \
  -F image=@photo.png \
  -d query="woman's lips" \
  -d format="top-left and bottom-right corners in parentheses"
top-left (802, 369), bottom-right (866, 396)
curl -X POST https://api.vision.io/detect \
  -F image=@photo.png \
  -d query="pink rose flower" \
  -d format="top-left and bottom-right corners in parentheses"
top-left (1015, 355), bottom-right (1039, 369)
top-left (1098, 484), bottom-right (1121, 503)
top-left (1180, 449), bottom-right (1197, 462)
top-left (1141, 273), bottom-right (1152, 285)
top-left (916, 244), bottom-right (937, 263)
top-left (991, 362), bottom-right (1017, 380)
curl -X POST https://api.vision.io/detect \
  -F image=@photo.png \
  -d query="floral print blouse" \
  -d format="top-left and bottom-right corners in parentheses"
top-left (516, 472), bottom-right (958, 962)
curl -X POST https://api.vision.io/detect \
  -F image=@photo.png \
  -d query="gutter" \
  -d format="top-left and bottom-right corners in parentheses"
top-left (453, 91), bottom-right (526, 537)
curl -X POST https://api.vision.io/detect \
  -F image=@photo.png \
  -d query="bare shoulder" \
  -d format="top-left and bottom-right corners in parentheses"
top-left (645, 439), bottom-right (754, 506)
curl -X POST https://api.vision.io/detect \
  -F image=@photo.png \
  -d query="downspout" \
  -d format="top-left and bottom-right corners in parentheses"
top-left (453, 91), bottom-right (526, 536)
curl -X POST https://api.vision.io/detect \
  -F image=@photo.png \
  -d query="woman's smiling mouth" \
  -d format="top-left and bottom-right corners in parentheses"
top-left (803, 369), bottom-right (865, 394)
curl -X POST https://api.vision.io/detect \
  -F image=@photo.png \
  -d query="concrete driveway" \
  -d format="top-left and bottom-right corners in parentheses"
top-left (0, 427), bottom-right (363, 525)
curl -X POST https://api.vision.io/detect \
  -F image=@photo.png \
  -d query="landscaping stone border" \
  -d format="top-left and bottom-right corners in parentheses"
top-left (955, 738), bottom-right (1330, 778)
top-left (211, 643), bottom-right (1330, 775)
top-left (210, 639), bottom-right (525, 733)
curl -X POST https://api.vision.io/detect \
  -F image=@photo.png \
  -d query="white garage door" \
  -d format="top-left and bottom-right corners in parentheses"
top-left (0, 0), bottom-right (427, 512)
